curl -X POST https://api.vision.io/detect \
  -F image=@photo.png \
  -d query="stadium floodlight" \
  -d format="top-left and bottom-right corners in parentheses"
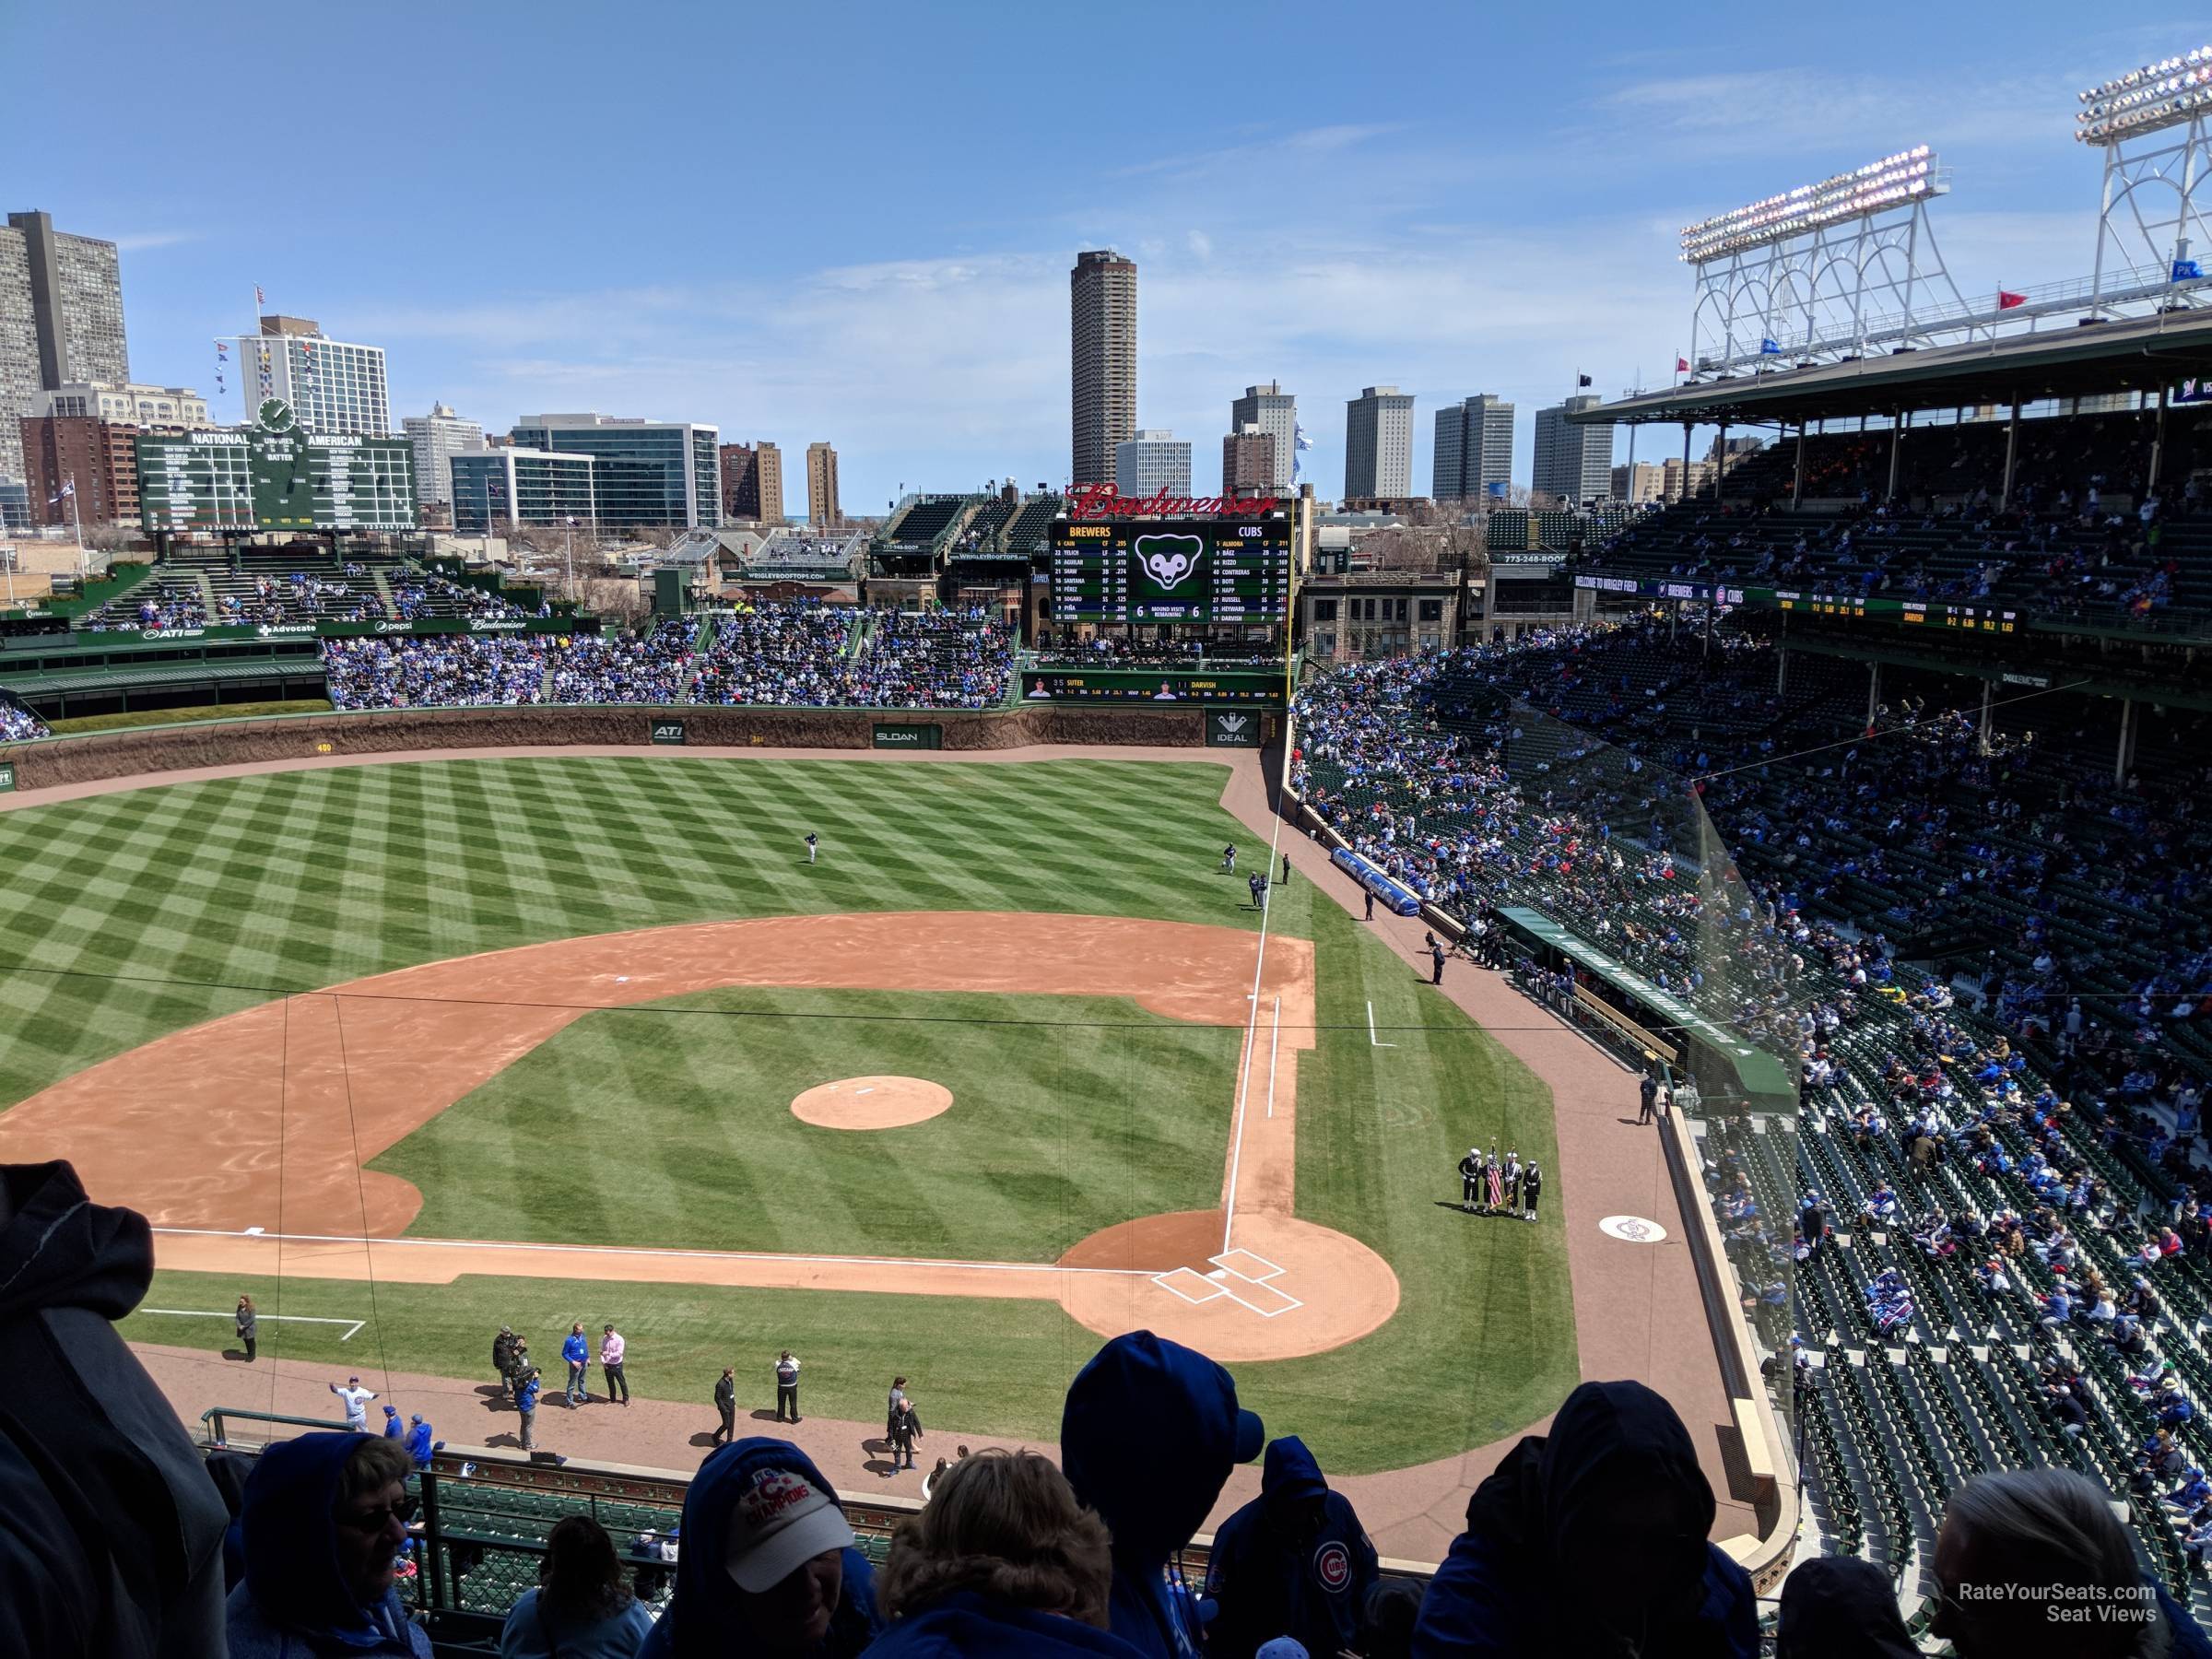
top-left (2076, 46), bottom-right (2212, 145)
top-left (1678, 147), bottom-right (1941, 265)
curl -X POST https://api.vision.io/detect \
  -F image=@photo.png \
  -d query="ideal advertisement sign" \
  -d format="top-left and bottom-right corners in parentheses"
top-left (1205, 710), bottom-right (1262, 747)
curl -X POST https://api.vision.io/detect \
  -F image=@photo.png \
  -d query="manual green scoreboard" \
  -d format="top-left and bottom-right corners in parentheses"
top-left (137, 398), bottom-right (417, 533)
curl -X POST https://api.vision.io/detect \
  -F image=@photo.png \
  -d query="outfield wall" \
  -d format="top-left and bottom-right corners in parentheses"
top-left (0, 702), bottom-right (1283, 794)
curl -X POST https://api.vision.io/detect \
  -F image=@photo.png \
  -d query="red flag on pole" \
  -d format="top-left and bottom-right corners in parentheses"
top-left (1997, 289), bottom-right (2027, 310)
top-left (1675, 356), bottom-right (1689, 372)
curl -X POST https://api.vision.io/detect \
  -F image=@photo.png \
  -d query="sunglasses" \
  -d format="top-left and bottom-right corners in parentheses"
top-left (334, 1495), bottom-right (420, 1533)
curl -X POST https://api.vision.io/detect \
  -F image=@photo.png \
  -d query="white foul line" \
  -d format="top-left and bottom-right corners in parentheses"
top-left (1219, 759), bottom-right (1288, 1257)
top-left (139, 1308), bottom-right (367, 1341)
top-left (148, 1226), bottom-right (1152, 1277)
top-left (1366, 1000), bottom-right (1397, 1048)
top-left (1265, 995), bottom-right (1281, 1120)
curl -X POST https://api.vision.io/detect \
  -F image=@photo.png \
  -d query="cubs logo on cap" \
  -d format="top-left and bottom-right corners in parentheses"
top-left (724, 1466), bottom-right (856, 1594)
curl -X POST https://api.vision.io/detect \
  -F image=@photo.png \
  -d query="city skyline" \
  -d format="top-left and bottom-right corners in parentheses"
top-left (5, 4), bottom-right (2177, 509)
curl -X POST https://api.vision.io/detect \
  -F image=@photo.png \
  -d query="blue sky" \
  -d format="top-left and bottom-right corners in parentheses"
top-left (6, 3), bottom-right (2199, 513)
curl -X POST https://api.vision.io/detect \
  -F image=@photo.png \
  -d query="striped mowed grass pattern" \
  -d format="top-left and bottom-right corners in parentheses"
top-left (6, 754), bottom-right (1580, 1471)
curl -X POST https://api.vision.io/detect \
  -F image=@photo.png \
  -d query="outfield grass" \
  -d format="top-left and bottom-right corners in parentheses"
top-left (377, 988), bottom-right (1240, 1260)
top-left (4, 754), bottom-right (1581, 1471)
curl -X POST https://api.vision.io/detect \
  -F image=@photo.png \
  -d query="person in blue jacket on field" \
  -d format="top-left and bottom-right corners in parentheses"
top-left (1409, 1380), bottom-right (1757, 1659)
top-left (637, 1438), bottom-right (880, 1659)
top-left (1205, 1436), bottom-right (1378, 1659)
top-left (1061, 1330), bottom-right (1265, 1658)
top-left (225, 1430), bottom-right (431, 1656)
top-left (405, 1414), bottom-right (437, 1470)
top-left (865, 1447), bottom-right (1145, 1656)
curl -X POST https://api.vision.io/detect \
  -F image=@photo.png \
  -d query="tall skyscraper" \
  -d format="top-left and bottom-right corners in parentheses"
top-left (401, 402), bottom-right (484, 508)
top-left (0, 210), bottom-right (130, 485)
top-left (511, 412), bottom-right (721, 528)
top-left (1432, 394), bottom-right (1515, 502)
top-left (1230, 382), bottom-right (1296, 493)
top-left (229, 317), bottom-right (389, 438)
top-left (1344, 385), bottom-right (1414, 498)
top-left (1113, 429), bottom-right (1192, 498)
top-left (1533, 394), bottom-right (1615, 504)
top-left (806, 441), bottom-right (841, 526)
top-left (1070, 249), bottom-right (1136, 487)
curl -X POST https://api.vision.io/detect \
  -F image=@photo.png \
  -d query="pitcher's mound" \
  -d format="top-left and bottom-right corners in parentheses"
top-left (791, 1076), bottom-right (952, 1130)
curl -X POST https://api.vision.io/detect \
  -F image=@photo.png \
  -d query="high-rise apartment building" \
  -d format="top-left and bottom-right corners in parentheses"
top-left (719, 441), bottom-right (784, 524)
top-left (1533, 394), bottom-right (1615, 505)
top-left (1070, 249), bottom-right (1136, 487)
top-left (1344, 385), bottom-right (1414, 499)
top-left (0, 210), bottom-right (130, 485)
top-left (18, 414), bottom-right (142, 528)
top-left (401, 402), bottom-right (484, 508)
top-left (1610, 461), bottom-right (1666, 504)
top-left (1431, 394), bottom-right (1515, 502)
top-left (1222, 423), bottom-right (1277, 499)
top-left (1230, 382), bottom-right (1297, 493)
top-left (510, 412), bottom-right (721, 529)
top-left (806, 441), bottom-right (841, 526)
top-left (1114, 429), bottom-right (1192, 498)
top-left (229, 316), bottom-right (389, 438)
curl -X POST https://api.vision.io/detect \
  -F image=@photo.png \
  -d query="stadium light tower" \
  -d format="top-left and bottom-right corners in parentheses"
top-left (2078, 45), bottom-right (2212, 314)
top-left (1681, 146), bottom-right (1969, 373)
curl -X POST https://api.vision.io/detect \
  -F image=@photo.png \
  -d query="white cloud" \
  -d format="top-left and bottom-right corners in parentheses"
top-left (113, 229), bottom-right (201, 253)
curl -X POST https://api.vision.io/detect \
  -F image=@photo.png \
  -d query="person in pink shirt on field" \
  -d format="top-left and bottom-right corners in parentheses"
top-left (600, 1324), bottom-right (629, 1406)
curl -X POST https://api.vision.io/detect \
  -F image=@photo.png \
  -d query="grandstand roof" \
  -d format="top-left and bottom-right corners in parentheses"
top-left (1577, 309), bottom-right (2212, 429)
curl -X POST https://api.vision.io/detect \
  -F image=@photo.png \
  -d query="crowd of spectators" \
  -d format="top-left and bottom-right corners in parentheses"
top-left (542, 620), bottom-right (693, 704)
top-left (215, 570), bottom-right (383, 627)
top-left (390, 573), bottom-right (537, 624)
top-left (87, 580), bottom-right (210, 630)
top-left (691, 603), bottom-right (865, 705)
top-left (0, 697), bottom-right (47, 740)
top-left (324, 635), bottom-right (547, 708)
top-left (1575, 403), bottom-right (2207, 628)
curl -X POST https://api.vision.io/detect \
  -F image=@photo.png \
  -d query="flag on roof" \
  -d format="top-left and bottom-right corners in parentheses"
top-left (2177, 259), bottom-right (2206, 283)
top-left (1676, 356), bottom-right (1689, 373)
top-left (255, 284), bottom-right (265, 306)
top-left (1997, 289), bottom-right (2027, 310)
top-left (1759, 338), bottom-right (1782, 356)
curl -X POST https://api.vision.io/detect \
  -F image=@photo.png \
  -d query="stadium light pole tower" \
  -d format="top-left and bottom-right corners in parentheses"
top-left (2078, 45), bottom-right (2212, 315)
top-left (1681, 146), bottom-right (1969, 373)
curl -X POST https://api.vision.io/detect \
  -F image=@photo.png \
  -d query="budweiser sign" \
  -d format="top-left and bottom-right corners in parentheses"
top-left (1065, 483), bottom-right (1280, 522)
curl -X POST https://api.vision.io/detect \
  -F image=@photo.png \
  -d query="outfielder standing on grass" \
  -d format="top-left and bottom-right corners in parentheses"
top-left (806, 832), bottom-right (820, 865)
top-left (1223, 841), bottom-right (1238, 874)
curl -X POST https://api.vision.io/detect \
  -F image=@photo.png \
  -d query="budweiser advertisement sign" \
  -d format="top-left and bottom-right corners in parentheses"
top-left (1065, 483), bottom-right (1281, 522)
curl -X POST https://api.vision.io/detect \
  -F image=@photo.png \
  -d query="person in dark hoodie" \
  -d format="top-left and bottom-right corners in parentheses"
top-left (637, 1437), bottom-right (881, 1659)
top-left (1772, 1556), bottom-right (1915, 1659)
top-left (0, 1159), bottom-right (232, 1659)
top-left (1409, 1379), bottom-right (1758, 1659)
top-left (225, 1430), bottom-right (431, 1656)
top-left (1206, 1436), bottom-right (1379, 1659)
top-left (1060, 1330), bottom-right (1265, 1659)
top-left (868, 1447), bottom-right (1144, 1656)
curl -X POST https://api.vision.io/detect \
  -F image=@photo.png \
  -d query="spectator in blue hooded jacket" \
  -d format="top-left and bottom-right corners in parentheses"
top-left (637, 1438), bottom-right (880, 1659)
top-left (225, 1430), bottom-right (431, 1656)
top-left (1206, 1436), bottom-right (1378, 1659)
top-left (867, 1447), bottom-right (1143, 1655)
top-left (1061, 1330), bottom-right (1265, 1658)
top-left (406, 1415), bottom-right (437, 1470)
top-left (1409, 1380), bottom-right (1758, 1659)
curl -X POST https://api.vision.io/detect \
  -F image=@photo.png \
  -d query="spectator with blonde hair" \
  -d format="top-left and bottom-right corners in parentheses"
top-left (868, 1448), bottom-right (1138, 1655)
top-left (1932, 1467), bottom-right (2204, 1658)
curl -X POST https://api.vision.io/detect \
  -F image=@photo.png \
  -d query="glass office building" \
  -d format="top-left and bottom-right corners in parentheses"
top-left (450, 448), bottom-right (596, 533)
top-left (508, 413), bottom-right (719, 529)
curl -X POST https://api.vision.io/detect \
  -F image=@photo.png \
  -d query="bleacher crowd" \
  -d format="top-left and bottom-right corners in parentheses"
top-left (1292, 611), bottom-right (2212, 1618)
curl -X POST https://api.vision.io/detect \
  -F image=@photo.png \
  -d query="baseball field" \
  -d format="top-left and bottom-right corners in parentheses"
top-left (0, 750), bottom-right (1577, 1473)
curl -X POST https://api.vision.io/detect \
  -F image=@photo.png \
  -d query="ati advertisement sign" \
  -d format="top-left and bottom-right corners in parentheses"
top-left (1021, 668), bottom-right (1285, 706)
top-left (873, 724), bottom-right (942, 749)
top-left (1205, 710), bottom-right (1262, 747)
top-left (649, 718), bottom-right (687, 745)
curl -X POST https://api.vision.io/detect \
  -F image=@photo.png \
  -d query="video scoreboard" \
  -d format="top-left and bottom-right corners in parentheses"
top-left (1050, 516), bottom-right (1291, 625)
top-left (136, 398), bottom-right (417, 533)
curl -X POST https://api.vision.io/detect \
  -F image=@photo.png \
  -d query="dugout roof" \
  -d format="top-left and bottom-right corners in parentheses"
top-left (1575, 309), bottom-right (2212, 429)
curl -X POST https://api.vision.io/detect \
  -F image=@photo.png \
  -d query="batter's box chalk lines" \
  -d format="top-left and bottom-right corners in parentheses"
top-left (1212, 1248), bottom-right (1286, 1282)
top-left (1148, 1254), bottom-right (1303, 1317)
